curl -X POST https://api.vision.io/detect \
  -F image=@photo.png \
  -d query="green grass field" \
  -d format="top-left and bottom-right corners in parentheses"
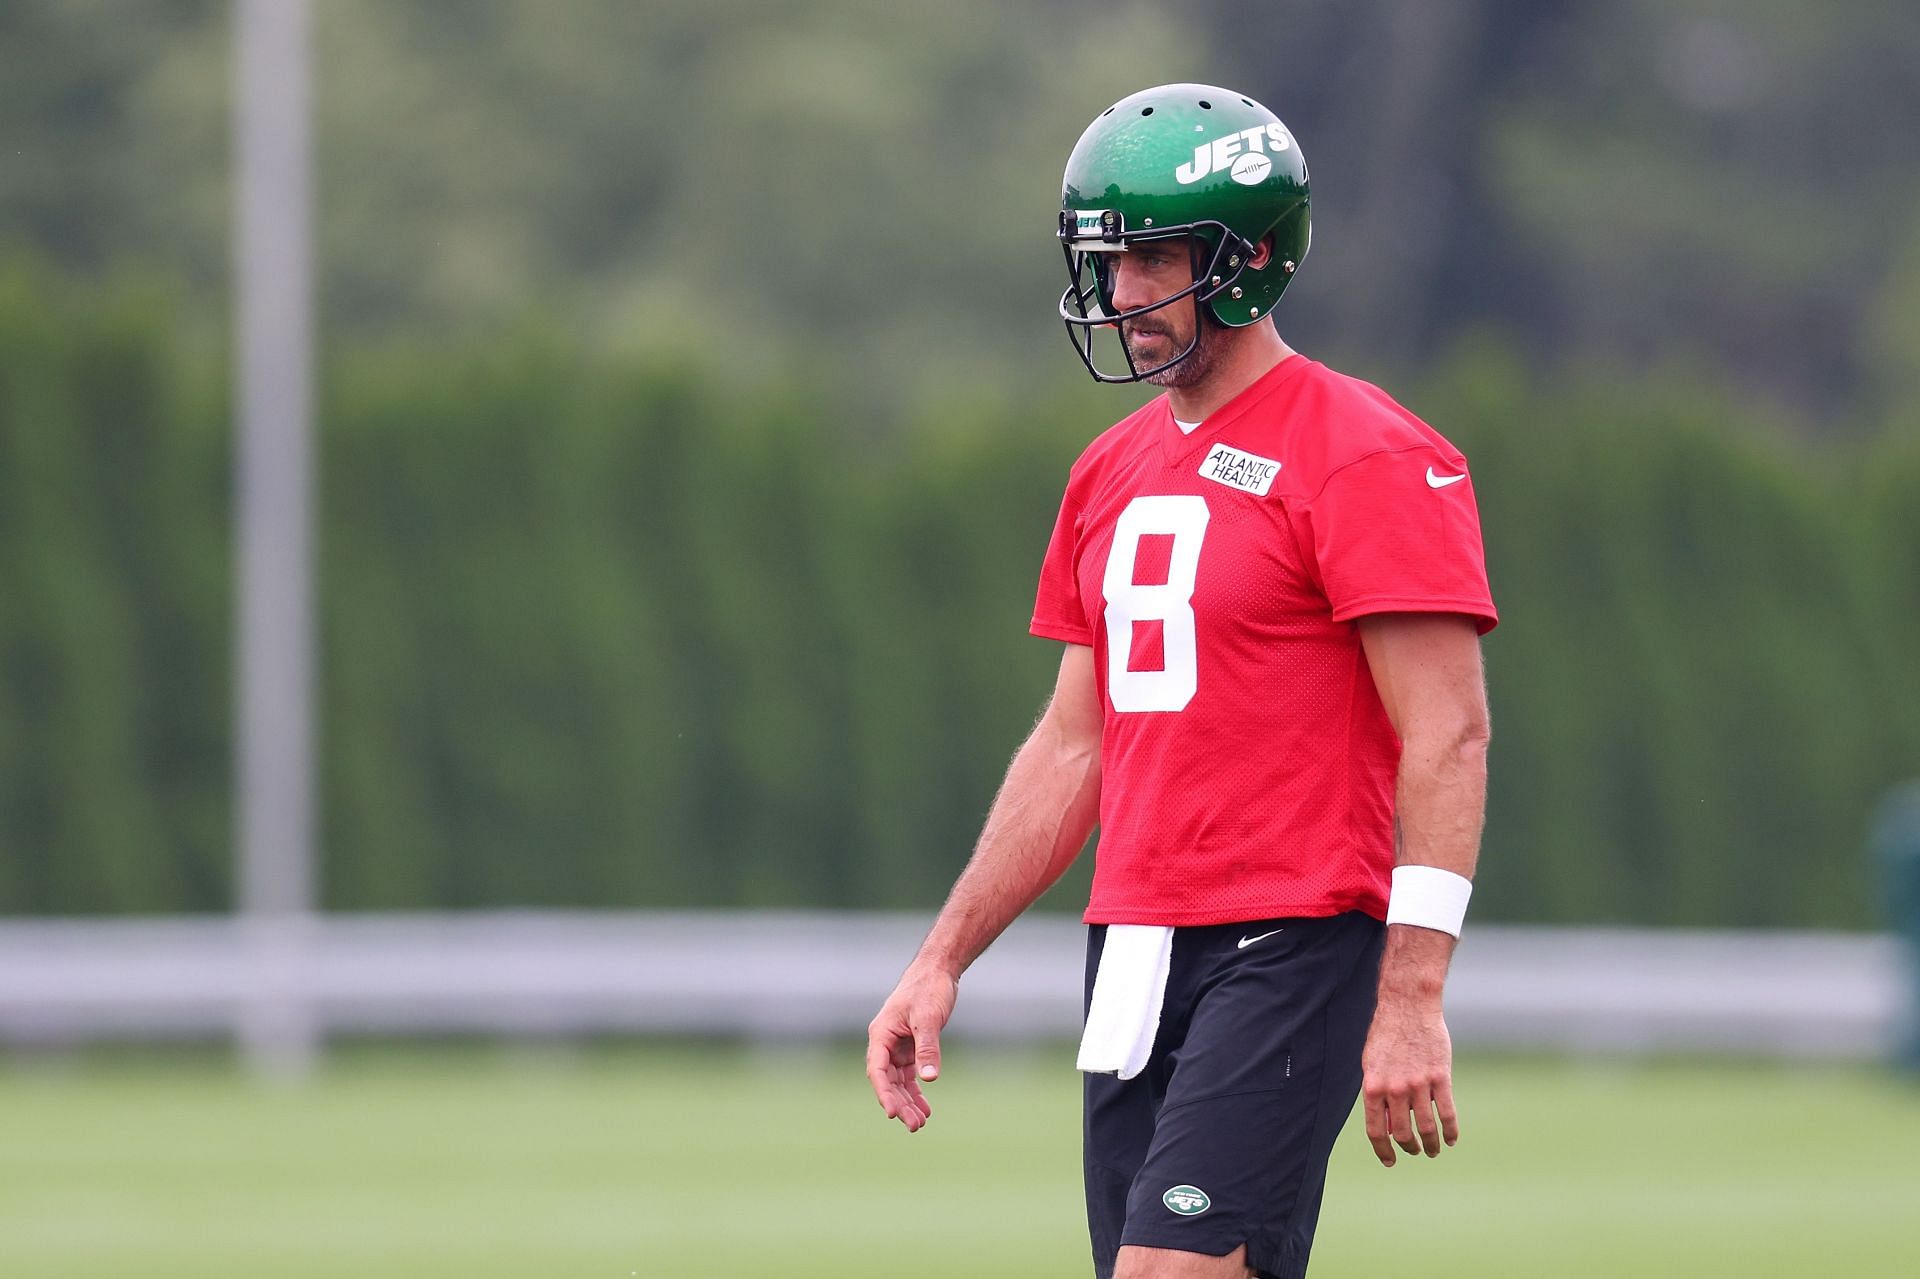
top-left (1, 1044), bottom-right (1915, 1278)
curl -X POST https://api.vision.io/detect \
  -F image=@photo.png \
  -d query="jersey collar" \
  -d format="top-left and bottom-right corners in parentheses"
top-left (1159, 353), bottom-right (1313, 448)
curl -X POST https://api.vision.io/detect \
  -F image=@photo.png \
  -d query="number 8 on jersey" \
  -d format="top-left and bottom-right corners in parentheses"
top-left (1101, 494), bottom-right (1210, 713)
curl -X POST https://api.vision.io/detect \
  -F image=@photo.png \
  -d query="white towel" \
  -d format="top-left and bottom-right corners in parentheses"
top-left (1076, 924), bottom-right (1174, 1080)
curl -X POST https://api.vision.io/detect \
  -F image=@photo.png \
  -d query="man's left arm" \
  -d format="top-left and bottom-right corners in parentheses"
top-left (1355, 612), bottom-right (1491, 1168)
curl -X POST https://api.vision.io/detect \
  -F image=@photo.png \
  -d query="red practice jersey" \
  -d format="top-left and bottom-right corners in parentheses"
top-left (1031, 356), bottom-right (1497, 926)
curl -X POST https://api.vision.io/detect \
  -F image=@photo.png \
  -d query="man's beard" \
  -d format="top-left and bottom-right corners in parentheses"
top-left (1125, 310), bottom-right (1223, 387)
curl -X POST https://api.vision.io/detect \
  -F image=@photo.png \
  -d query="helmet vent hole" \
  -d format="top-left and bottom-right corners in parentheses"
top-left (1241, 97), bottom-right (1254, 106)
top-left (1198, 100), bottom-right (1212, 109)
top-left (1141, 106), bottom-right (1154, 116)
top-left (1102, 106), bottom-right (1115, 116)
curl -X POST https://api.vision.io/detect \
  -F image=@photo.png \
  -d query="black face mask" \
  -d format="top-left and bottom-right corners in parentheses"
top-left (1056, 219), bottom-right (1254, 384)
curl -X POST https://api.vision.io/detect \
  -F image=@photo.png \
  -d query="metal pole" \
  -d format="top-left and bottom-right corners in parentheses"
top-left (234, 0), bottom-right (317, 1082)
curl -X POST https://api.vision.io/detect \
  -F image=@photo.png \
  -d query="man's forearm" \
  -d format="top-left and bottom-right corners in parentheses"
top-left (1381, 724), bottom-right (1489, 991)
top-left (1394, 721), bottom-right (1487, 881)
top-left (913, 712), bottom-right (1101, 980)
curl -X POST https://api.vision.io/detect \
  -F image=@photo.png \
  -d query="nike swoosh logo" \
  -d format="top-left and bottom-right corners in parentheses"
top-left (1426, 467), bottom-right (1467, 489)
top-left (1237, 928), bottom-right (1285, 949)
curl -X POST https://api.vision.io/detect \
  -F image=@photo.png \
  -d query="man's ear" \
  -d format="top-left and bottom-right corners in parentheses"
top-left (1247, 234), bottom-right (1274, 270)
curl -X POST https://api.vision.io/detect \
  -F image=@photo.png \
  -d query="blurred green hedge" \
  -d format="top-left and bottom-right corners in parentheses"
top-left (2, 267), bottom-right (1915, 924)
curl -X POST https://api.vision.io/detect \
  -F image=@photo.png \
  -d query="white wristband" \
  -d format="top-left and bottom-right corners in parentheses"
top-left (1384, 865), bottom-right (1473, 937)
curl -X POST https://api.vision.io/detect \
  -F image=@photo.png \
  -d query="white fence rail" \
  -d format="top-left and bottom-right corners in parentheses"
top-left (0, 912), bottom-right (1906, 1060)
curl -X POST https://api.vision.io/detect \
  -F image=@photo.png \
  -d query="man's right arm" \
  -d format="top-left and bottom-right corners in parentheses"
top-left (865, 642), bottom-right (1102, 1131)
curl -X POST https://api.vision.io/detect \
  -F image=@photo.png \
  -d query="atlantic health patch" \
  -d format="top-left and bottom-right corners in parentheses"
top-left (1197, 442), bottom-right (1280, 496)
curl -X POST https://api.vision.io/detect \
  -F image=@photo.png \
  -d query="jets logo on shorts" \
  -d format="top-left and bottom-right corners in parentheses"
top-left (1162, 1185), bottom-right (1212, 1216)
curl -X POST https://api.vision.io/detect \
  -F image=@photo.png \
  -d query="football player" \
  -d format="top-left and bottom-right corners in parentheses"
top-left (868, 83), bottom-right (1497, 1279)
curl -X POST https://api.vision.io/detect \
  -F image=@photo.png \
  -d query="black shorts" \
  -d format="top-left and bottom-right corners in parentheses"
top-left (1082, 912), bottom-right (1383, 1279)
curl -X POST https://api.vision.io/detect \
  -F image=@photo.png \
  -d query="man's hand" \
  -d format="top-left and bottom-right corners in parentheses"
top-left (1360, 956), bottom-right (1459, 1167)
top-left (865, 964), bottom-right (959, 1133)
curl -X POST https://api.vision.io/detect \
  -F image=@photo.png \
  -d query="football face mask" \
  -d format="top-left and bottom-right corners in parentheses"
top-left (1057, 217), bottom-right (1253, 383)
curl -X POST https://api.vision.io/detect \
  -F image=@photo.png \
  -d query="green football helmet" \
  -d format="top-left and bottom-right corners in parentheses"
top-left (1057, 83), bottom-right (1310, 382)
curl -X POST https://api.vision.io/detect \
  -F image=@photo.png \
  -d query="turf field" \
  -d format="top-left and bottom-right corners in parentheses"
top-left (0, 1045), bottom-right (1915, 1278)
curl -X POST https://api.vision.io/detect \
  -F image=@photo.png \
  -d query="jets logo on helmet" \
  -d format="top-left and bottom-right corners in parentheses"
top-left (1175, 123), bottom-right (1294, 185)
top-left (1056, 84), bottom-right (1310, 383)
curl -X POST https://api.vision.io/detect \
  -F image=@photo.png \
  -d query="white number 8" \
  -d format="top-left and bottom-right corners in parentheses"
top-left (1101, 494), bottom-right (1209, 712)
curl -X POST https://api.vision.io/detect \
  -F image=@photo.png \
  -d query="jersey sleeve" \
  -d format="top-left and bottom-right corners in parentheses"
top-left (1031, 481), bottom-right (1095, 645)
top-left (1296, 445), bottom-right (1498, 633)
